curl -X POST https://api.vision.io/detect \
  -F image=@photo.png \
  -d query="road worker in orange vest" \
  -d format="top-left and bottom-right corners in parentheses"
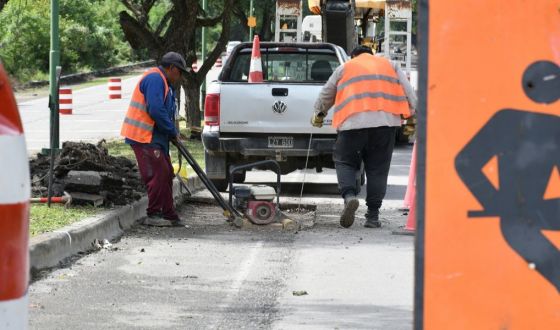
top-left (312, 45), bottom-right (417, 228)
top-left (121, 52), bottom-right (189, 227)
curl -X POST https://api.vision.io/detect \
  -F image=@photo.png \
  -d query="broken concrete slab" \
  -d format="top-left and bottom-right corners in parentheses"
top-left (29, 141), bottom-right (145, 206)
top-left (70, 192), bottom-right (104, 207)
top-left (65, 170), bottom-right (103, 187)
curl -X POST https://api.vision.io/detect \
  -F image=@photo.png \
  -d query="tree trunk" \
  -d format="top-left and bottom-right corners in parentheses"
top-left (259, 0), bottom-right (275, 40)
top-left (119, 0), bottom-right (234, 130)
top-left (182, 77), bottom-right (201, 133)
top-left (0, 0), bottom-right (8, 12)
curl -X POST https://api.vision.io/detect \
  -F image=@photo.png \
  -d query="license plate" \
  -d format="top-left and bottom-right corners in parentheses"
top-left (268, 136), bottom-right (294, 148)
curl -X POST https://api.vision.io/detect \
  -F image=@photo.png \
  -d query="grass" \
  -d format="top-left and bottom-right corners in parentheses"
top-left (71, 73), bottom-right (140, 91)
top-left (103, 135), bottom-right (206, 170)
top-left (29, 204), bottom-right (98, 237)
top-left (14, 71), bottom-right (142, 101)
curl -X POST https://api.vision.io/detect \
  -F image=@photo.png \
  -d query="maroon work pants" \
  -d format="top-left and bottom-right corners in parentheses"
top-left (131, 144), bottom-right (178, 220)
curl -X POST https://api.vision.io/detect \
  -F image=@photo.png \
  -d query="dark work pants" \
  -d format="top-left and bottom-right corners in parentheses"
top-left (333, 126), bottom-right (397, 212)
top-left (131, 144), bottom-right (178, 220)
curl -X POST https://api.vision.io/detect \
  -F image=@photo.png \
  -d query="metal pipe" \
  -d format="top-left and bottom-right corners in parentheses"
top-left (200, 0), bottom-right (208, 110)
top-left (249, 0), bottom-right (254, 40)
top-left (49, 0), bottom-right (60, 151)
top-left (31, 191), bottom-right (72, 208)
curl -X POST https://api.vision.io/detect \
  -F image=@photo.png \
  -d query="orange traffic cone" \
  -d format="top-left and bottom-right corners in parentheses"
top-left (393, 197), bottom-right (416, 236)
top-left (405, 194), bottom-right (417, 231)
top-left (403, 143), bottom-right (417, 209)
top-left (248, 35), bottom-right (263, 83)
top-left (393, 143), bottom-right (416, 236)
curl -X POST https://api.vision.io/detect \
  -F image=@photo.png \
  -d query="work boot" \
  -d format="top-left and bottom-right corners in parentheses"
top-left (364, 209), bottom-right (381, 228)
top-left (169, 218), bottom-right (190, 228)
top-left (143, 215), bottom-right (173, 227)
top-left (340, 194), bottom-right (359, 228)
top-left (163, 214), bottom-right (190, 228)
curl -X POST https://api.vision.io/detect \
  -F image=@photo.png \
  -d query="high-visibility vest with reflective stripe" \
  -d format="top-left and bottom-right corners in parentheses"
top-left (332, 54), bottom-right (411, 129)
top-left (121, 68), bottom-right (169, 143)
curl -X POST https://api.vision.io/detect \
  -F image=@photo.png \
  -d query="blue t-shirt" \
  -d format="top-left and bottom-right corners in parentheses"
top-left (125, 67), bottom-right (178, 154)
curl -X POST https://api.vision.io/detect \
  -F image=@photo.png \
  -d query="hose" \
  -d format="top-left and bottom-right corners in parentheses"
top-left (298, 132), bottom-right (313, 210)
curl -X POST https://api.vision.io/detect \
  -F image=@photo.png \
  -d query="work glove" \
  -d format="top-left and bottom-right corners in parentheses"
top-left (311, 112), bottom-right (325, 128)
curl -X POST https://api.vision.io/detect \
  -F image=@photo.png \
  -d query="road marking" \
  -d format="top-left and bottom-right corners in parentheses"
top-left (62, 119), bottom-right (110, 122)
top-left (25, 130), bottom-right (121, 133)
top-left (388, 175), bottom-right (408, 186)
top-left (210, 240), bottom-right (263, 329)
top-left (0, 293), bottom-right (28, 329)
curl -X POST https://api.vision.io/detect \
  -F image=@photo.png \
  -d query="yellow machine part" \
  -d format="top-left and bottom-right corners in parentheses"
top-left (308, 0), bottom-right (386, 13)
top-left (172, 163), bottom-right (189, 179)
top-left (355, 0), bottom-right (386, 10)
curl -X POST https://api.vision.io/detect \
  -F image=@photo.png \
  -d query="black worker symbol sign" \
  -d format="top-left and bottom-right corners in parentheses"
top-left (455, 60), bottom-right (560, 293)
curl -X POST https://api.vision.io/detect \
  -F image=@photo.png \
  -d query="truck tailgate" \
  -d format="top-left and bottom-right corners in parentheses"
top-left (219, 83), bottom-right (336, 134)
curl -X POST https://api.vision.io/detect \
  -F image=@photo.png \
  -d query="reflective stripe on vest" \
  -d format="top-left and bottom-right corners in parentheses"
top-left (332, 54), bottom-right (411, 129)
top-left (120, 68), bottom-right (169, 143)
top-left (129, 100), bottom-right (147, 113)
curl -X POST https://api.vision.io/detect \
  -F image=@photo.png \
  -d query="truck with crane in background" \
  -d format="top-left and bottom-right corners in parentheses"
top-left (201, 0), bottom-right (416, 190)
top-left (276, 0), bottom-right (417, 141)
top-left (277, 0), bottom-right (415, 78)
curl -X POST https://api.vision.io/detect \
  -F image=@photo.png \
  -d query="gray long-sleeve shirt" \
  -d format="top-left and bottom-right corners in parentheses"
top-left (314, 57), bottom-right (417, 131)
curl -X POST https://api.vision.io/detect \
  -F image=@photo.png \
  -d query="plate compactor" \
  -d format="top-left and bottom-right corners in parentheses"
top-left (172, 140), bottom-right (288, 227)
top-left (228, 160), bottom-right (283, 225)
top-left (231, 185), bottom-right (278, 225)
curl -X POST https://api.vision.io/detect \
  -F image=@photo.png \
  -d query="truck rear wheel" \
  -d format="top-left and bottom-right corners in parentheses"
top-left (211, 178), bottom-right (229, 192)
top-left (205, 151), bottom-right (229, 192)
top-left (232, 170), bottom-right (246, 184)
top-left (210, 169), bottom-right (245, 192)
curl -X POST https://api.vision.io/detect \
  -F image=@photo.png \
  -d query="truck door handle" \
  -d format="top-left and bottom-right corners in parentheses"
top-left (272, 88), bottom-right (288, 97)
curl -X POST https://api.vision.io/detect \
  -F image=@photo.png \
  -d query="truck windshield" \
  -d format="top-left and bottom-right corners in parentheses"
top-left (226, 50), bottom-right (340, 83)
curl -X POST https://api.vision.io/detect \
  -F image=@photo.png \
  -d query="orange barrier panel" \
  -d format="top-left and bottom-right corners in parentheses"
top-left (59, 87), bottom-right (73, 115)
top-left (0, 64), bottom-right (30, 329)
top-left (108, 77), bottom-right (122, 99)
top-left (416, 1), bottom-right (560, 329)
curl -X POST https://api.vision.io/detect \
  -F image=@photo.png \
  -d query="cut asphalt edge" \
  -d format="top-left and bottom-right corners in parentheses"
top-left (29, 175), bottom-right (204, 275)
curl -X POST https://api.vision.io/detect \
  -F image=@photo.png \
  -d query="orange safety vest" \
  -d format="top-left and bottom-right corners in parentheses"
top-left (120, 68), bottom-right (169, 143)
top-left (332, 54), bottom-right (411, 129)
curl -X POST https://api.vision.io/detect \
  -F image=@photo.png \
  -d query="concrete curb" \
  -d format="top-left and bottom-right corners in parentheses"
top-left (29, 175), bottom-right (203, 273)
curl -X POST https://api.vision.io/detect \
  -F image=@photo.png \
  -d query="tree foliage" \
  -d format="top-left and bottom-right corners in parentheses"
top-left (0, 0), bottom-right (133, 81)
top-left (0, 0), bottom-right (8, 12)
top-left (231, 0), bottom-right (275, 42)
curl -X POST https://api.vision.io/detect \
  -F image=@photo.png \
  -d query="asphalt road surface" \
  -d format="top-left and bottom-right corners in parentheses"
top-left (17, 66), bottom-right (221, 154)
top-left (29, 145), bottom-right (414, 330)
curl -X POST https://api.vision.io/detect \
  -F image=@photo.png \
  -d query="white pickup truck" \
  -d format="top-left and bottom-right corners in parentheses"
top-left (202, 42), bottom-right (349, 191)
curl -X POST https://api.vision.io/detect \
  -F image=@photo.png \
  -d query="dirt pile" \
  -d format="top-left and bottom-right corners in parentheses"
top-left (30, 141), bottom-right (145, 206)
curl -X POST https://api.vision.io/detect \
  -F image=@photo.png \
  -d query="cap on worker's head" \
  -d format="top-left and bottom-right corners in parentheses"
top-left (161, 52), bottom-right (189, 73)
top-left (350, 45), bottom-right (373, 58)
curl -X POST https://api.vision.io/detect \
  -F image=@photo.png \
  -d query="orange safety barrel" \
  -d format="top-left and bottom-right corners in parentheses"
top-left (0, 64), bottom-right (30, 329)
